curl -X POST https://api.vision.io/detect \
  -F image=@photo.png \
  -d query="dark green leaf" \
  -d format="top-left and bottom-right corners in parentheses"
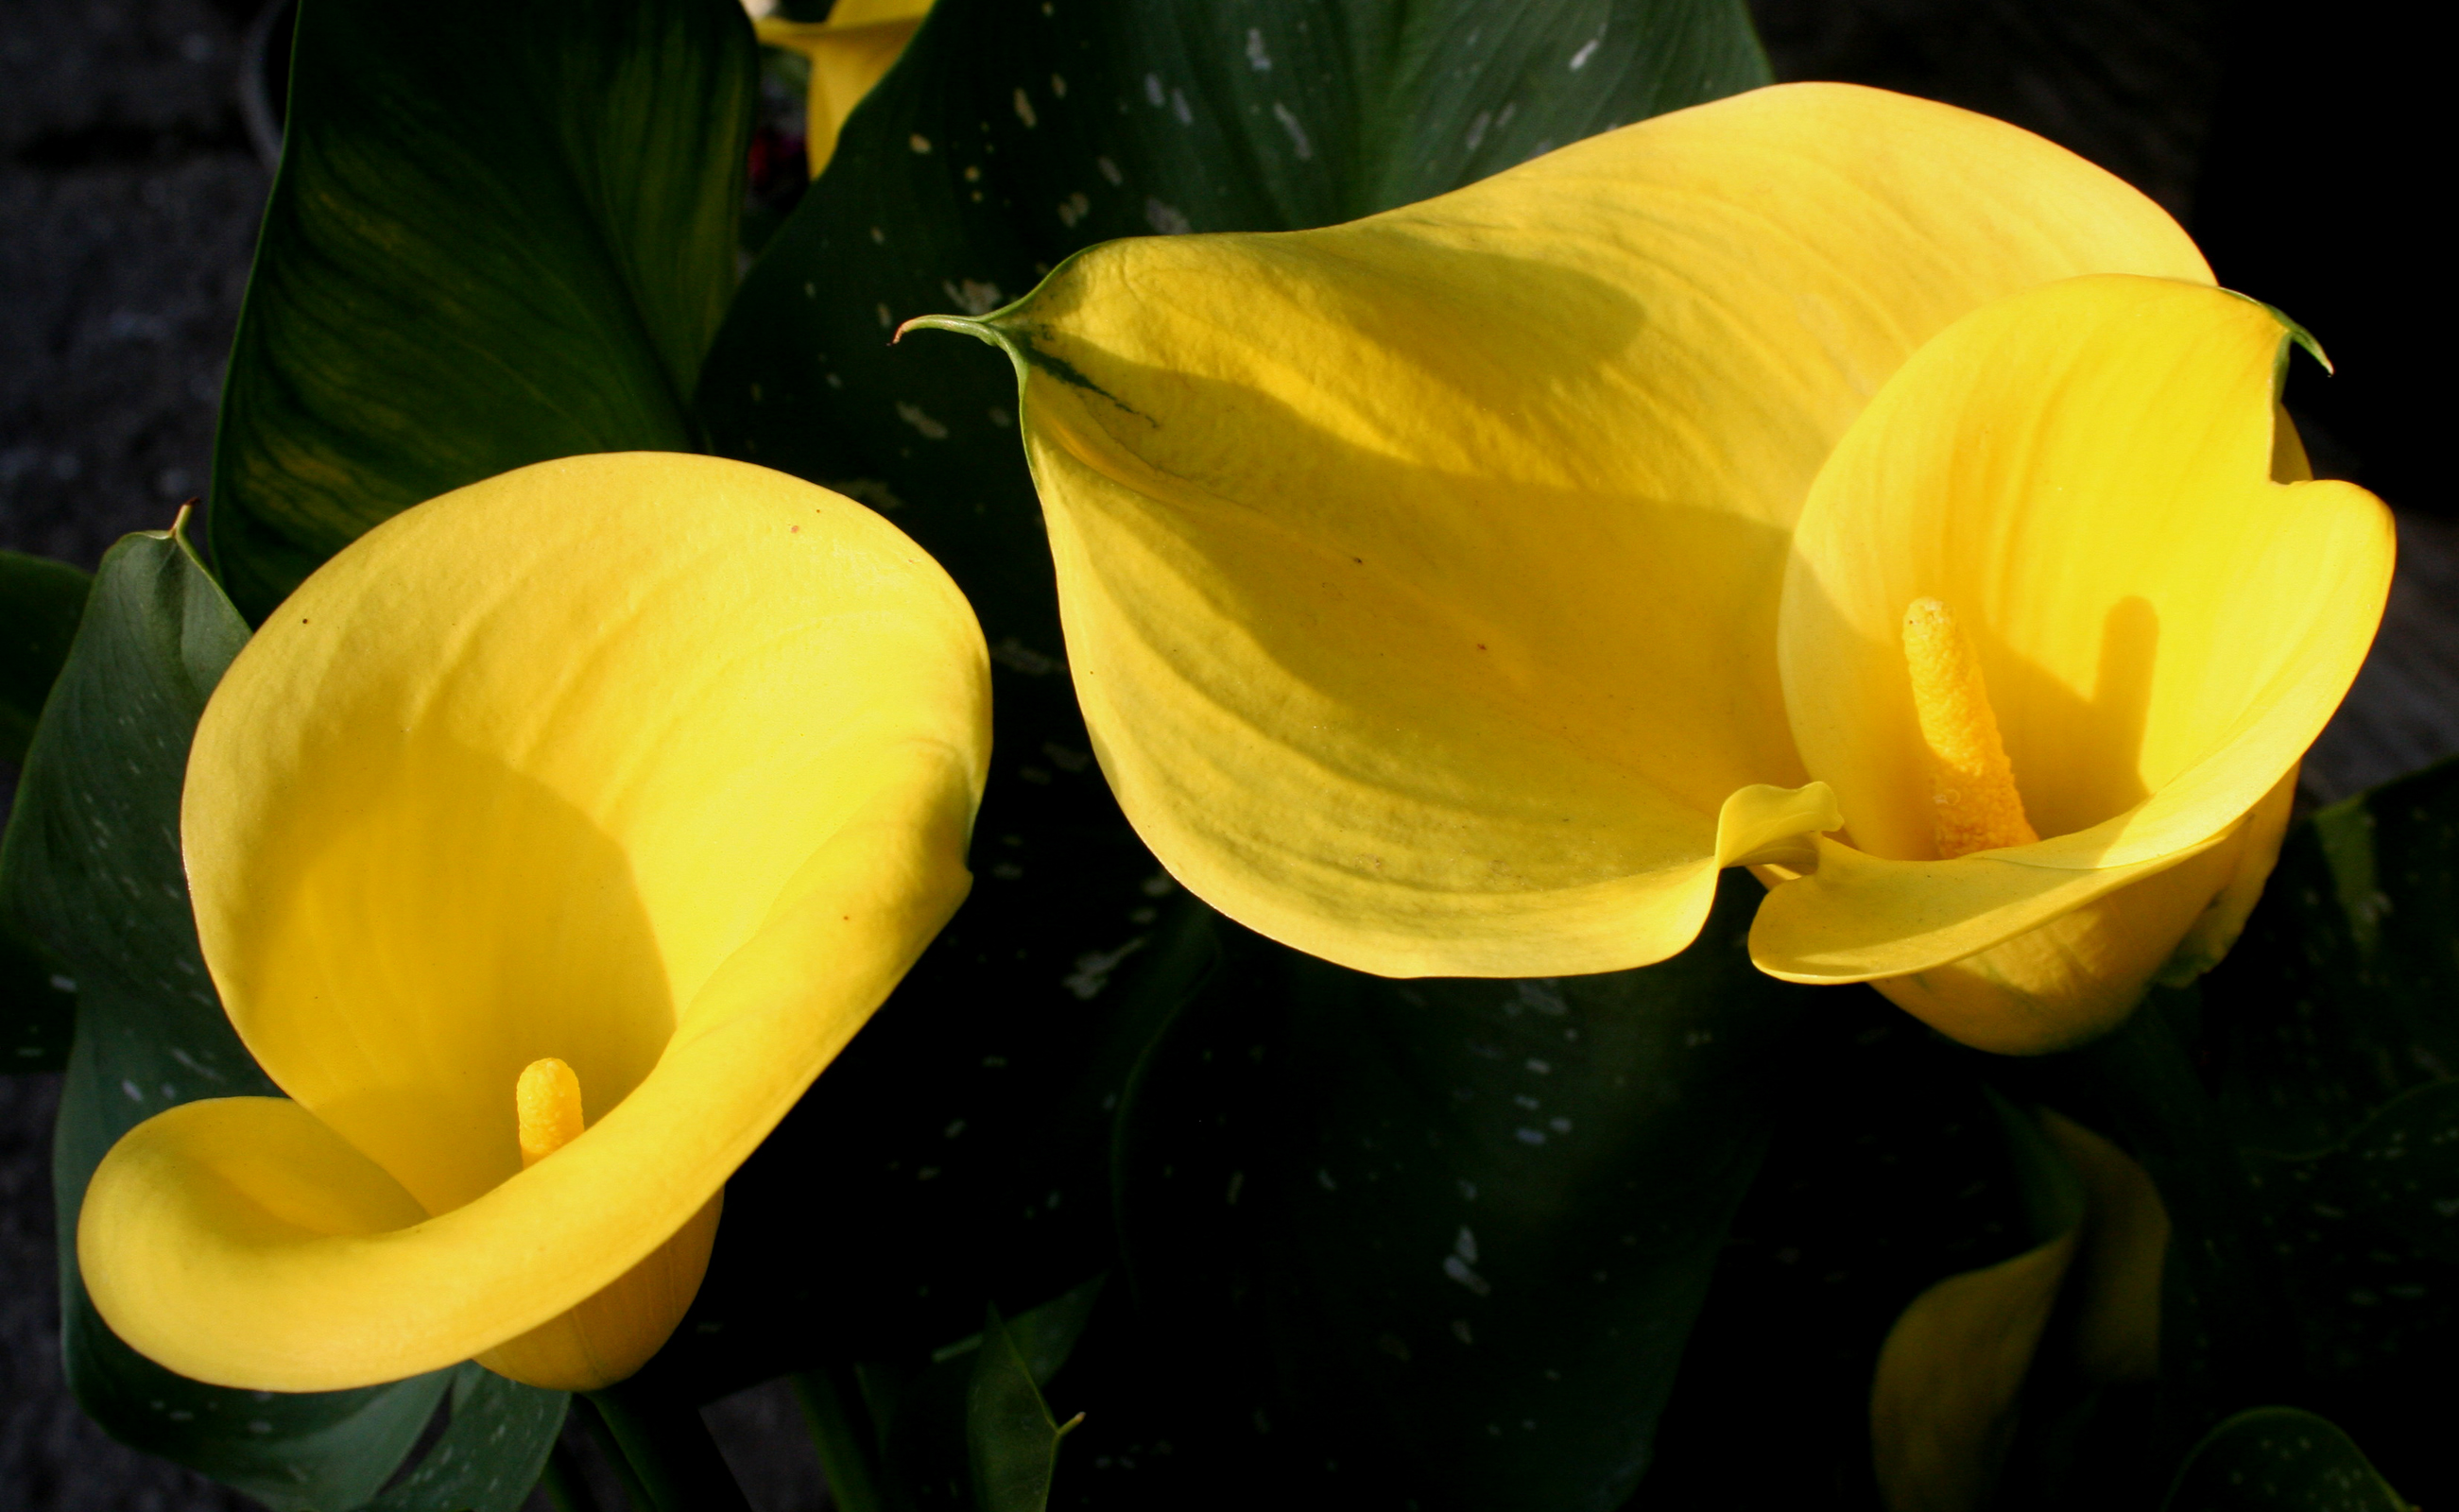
top-left (208, 0), bottom-right (757, 620)
top-left (0, 549), bottom-right (92, 1071)
top-left (702, 0), bottom-right (1771, 639)
top-left (1564, 994), bottom-right (2032, 1511)
top-left (868, 1281), bottom-right (1107, 1512)
top-left (682, 0), bottom-right (1768, 1380)
top-left (2223, 1077), bottom-right (2459, 1503)
top-left (0, 527), bottom-right (449, 1508)
top-left (1098, 872), bottom-right (1815, 1512)
top-left (0, 917), bottom-right (75, 1072)
top-left (2161, 1408), bottom-right (2411, 1511)
top-left (2195, 757), bottom-right (2459, 1153)
top-left (1001, 1276), bottom-right (1105, 1389)
top-left (2035, 757), bottom-right (2459, 1512)
top-left (0, 548), bottom-right (90, 763)
top-left (967, 1307), bottom-right (1073, 1512)
top-left (2251, 1078), bottom-right (2459, 1263)
top-left (360, 1365), bottom-right (568, 1512)
top-left (642, 896), bottom-right (1215, 1396)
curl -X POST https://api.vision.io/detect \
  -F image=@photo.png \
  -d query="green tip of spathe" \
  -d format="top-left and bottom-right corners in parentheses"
top-left (2252, 296), bottom-right (2321, 378)
top-left (2286, 320), bottom-right (2333, 375)
top-left (894, 313), bottom-right (1001, 348)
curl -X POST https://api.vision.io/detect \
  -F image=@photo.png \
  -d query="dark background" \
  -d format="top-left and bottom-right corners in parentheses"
top-left (3, 0), bottom-right (2450, 1505)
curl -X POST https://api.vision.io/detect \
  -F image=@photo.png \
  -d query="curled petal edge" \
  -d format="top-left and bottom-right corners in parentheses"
top-left (80, 750), bottom-right (977, 1392)
top-left (1751, 768), bottom-right (2296, 1053)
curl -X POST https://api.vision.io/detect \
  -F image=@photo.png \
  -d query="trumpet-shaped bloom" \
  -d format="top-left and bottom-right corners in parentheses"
top-left (911, 82), bottom-right (2392, 1050)
top-left (756, 0), bottom-right (933, 180)
top-left (78, 453), bottom-right (990, 1391)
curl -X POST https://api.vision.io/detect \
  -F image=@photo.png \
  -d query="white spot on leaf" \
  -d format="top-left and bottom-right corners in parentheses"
top-left (1064, 937), bottom-right (1145, 999)
top-left (1271, 101), bottom-right (1313, 160)
top-left (941, 278), bottom-right (1003, 315)
top-left (1444, 1255), bottom-right (1491, 1297)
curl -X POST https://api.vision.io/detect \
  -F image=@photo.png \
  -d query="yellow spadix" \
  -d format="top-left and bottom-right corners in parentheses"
top-left (914, 83), bottom-right (2393, 1051)
top-left (77, 453), bottom-right (990, 1390)
top-left (756, 0), bottom-right (933, 180)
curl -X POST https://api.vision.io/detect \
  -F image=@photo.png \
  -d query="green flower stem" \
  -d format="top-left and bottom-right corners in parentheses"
top-left (537, 1441), bottom-right (602, 1512)
top-left (790, 1366), bottom-right (886, 1512)
top-left (576, 1396), bottom-right (654, 1512)
top-left (582, 1382), bottom-right (754, 1512)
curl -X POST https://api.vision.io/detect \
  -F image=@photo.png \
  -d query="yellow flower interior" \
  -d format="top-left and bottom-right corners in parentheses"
top-left (516, 1058), bottom-right (583, 1170)
top-left (1901, 598), bottom-right (2040, 858)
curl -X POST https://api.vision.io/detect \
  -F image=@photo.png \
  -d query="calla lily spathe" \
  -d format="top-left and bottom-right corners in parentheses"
top-left (756, 0), bottom-right (933, 180)
top-left (77, 453), bottom-right (990, 1391)
top-left (911, 82), bottom-right (2393, 1051)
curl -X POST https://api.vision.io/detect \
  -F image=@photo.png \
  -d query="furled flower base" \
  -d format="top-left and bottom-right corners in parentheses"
top-left (478, 1194), bottom-right (720, 1391)
top-left (1867, 771), bottom-right (2295, 1054)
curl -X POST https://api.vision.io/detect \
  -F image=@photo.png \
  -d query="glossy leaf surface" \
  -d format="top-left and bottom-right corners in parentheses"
top-left (0, 918), bottom-right (74, 1072)
top-left (0, 528), bottom-right (445, 1508)
top-left (2195, 757), bottom-right (2459, 1153)
top-left (0, 548), bottom-right (89, 762)
top-left (361, 1365), bottom-right (568, 1512)
top-left (0, 550), bottom-right (90, 1070)
top-left (2043, 764), bottom-right (2459, 1510)
top-left (863, 1280), bottom-right (1103, 1512)
top-left (2161, 1408), bottom-right (2411, 1511)
top-left (1628, 997), bottom-right (2039, 1509)
top-left (967, 1306), bottom-right (1072, 1512)
top-left (640, 900), bottom-right (1213, 1397)
top-left (209, 0), bottom-right (757, 619)
top-left (1103, 873), bottom-right (1816, 1512)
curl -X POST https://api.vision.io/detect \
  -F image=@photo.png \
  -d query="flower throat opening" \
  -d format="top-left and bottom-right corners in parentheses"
top-left (1901, 597), bottom-right (2039, 859)
top-left (517, 1057), bottom-right (584, 1168)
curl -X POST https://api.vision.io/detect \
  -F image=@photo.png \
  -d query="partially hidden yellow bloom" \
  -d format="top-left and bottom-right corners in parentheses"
top-left (756, 0), bottom-right (933, 180)
top-left (78, 453), bottom-right (990, 1391)
top-left (909, 82), bottom-right (2393, 1053)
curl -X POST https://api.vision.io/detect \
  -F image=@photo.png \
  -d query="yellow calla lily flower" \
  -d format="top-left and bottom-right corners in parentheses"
top-left (756, 0), bottom-right (933, 180)
top-left (1747, 274), bottom-right (2384, 1049)
top-left (910, 82), bottom-right (2392, 1051)
top-left (77, 453), bottom-right (990, 1391)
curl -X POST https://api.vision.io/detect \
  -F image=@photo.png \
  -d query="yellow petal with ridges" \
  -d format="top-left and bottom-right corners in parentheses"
top-left (81, 453), bottom-right (989, 1391)
top-left (941, 82), bottom-right (2208, 977)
